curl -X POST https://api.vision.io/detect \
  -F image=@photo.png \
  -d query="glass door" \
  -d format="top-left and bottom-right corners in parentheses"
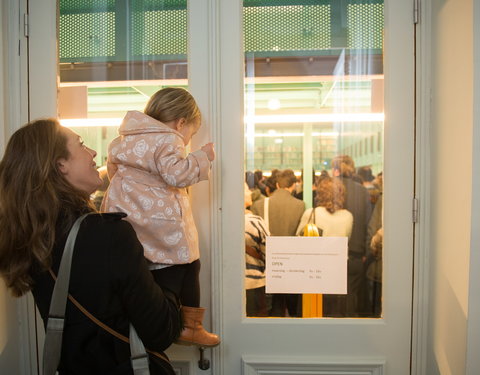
top-left (219, 0), bottom-right (415, 373)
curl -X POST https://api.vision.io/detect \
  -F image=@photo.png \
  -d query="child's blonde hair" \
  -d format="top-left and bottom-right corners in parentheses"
top-left (144, 87), bottom-right (201, 125)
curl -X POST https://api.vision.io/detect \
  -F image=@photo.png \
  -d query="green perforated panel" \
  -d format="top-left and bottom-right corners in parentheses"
top-left (132, 9), bottom-right (187, 56)
top-left (131, 0), bottom-right (187, 11)
top-left (347, 3), bottom-right (384, 49)
top-left (244, 5), bottom-right (331, 53)
top-left (59, 12), bottom-right (115, 59)
top-left (60, 0), bottom-right (115, 14)
top-left (58, 1), bottom-right (384, 62)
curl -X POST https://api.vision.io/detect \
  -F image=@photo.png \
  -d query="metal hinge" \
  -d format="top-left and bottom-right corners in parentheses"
top-left (413, 0), bottom-right (420, 24)
top-left (23, 13), bottom-right (29, 37)
top-left (412, 198), bottom-right (419, 223)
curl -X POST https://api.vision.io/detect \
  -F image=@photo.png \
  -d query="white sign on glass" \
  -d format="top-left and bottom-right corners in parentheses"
top-left (265, 236), bottom-right (348, 294)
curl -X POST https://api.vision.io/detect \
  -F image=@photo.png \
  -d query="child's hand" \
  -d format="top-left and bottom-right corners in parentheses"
top-left (201, 142), bottom-right (215, 161)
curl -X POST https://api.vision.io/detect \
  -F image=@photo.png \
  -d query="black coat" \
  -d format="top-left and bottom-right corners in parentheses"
top-left (338, 177), bottom-right (373, 257)
top-left (31, 213), bottom-right (181, 374)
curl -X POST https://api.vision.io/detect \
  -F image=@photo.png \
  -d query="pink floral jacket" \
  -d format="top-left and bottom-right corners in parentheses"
top-left (101, 111), bottom-right (211, 265)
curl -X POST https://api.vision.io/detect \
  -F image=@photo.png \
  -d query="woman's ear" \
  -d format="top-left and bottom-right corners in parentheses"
top-left (57, 158), bottom-right (68, 174)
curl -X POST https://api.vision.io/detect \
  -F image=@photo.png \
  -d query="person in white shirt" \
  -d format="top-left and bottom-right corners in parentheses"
top-left (296, 176), bottom-right (353, 238)
top-left (295, 176), bottom-right (354, 317)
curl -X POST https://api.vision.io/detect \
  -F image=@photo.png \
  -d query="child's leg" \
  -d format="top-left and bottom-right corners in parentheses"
top-left (150, 261), bottom-right (200, 306)
top-left (178, 259), bottom-right (201, 307)
top-left (171, 260), bottom-right (220, 347)
top-left (151, 265), bottom-right (186, 299)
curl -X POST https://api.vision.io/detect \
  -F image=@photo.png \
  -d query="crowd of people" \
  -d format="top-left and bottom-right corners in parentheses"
top-left (244, 157), bottom-right (383, 318)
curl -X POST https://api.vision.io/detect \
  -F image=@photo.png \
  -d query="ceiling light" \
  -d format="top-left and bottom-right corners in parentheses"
top-left (267, 98), bottom-right (281, 110)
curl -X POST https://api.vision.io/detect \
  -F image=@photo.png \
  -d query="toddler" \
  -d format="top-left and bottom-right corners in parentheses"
top-left (102, 87), bottom-right (219, 347)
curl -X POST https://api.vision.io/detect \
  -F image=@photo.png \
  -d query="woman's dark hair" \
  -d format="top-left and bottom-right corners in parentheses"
top-left (0, 119), bottom-right (93, 296)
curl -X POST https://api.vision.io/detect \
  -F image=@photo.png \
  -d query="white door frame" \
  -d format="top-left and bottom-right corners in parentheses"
top-left (467, 1), bottom-right (480, 372)
top-left (214, 0), bottom-right (418, 373)
top-left (411, 0), bottom-right (432, 373)
top-left (18, 0), bottom-right (437, 373)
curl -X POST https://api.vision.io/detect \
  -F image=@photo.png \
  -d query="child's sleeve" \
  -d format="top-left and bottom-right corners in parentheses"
top-left (106, 160), bottom-right (118, 180)
top-left (154, 135), bottom-right (211, 188)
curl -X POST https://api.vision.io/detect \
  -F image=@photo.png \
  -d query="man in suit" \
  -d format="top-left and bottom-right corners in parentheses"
top-left (251, 169), bottom-right (305, 316)
top-left (330, 155), bottom-right (373, 317)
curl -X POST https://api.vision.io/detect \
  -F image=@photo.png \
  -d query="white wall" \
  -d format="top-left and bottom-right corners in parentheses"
top-left (428, 0), bottom-right (474, 373)
top-left (0, 1), bottom-right (36, 374)
top-left (465, 1), bottom-right (480, 373)
top-left (0, 2), bottom-right (21, 372)
top-left (0, 283), bottom-right (21, 372)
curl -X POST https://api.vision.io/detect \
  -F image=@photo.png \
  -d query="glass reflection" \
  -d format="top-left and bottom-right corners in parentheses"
top-left (243, 0), bottom-right (384, 318)
top-left (57, 0), bottom-right (189, 166)
top-left (57, 0), bottom-right (189, 210)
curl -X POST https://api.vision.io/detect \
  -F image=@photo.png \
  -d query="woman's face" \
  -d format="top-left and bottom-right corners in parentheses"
top-left (58, 127), bottom-right (103, 194)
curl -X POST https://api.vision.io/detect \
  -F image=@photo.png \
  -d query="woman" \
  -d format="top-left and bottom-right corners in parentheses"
top-left (295, 176), bottom-right (353, 317)
top-left (295, 176), bottom-right (353, 238)
top-left (0, 119), bottom-right (181, 374)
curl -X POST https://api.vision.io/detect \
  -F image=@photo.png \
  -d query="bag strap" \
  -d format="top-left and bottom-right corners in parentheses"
top-left (48, 267), bottom-right (171, 365)
top-left (245, 245), bottom-right (263, 260)
top-left (130, 325), bottom-right (150, 374)
top-left (43, 213), bottom-right (91, 375)
top-left (307, 207), bottom-right (316, 225)
top-left (45, 213), bottom-right (170, 375)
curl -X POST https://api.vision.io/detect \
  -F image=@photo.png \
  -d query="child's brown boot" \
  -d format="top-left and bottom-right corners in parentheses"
top-left (175, 306), bottom-right (220, 347)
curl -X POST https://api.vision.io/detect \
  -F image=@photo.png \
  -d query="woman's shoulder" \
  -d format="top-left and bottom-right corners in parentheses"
top-left (81, 212), bottom-right (136, 237)
top-left (84, 212), bottom-right (128, 224)
top-left (78, 212), bottom-right (142, 259)
top-left (245, 212), bottom-right (269, 234)
top-left (245, 211), bottom-right (266, 224)
top-left (332, 208), bottom-right (354, 220)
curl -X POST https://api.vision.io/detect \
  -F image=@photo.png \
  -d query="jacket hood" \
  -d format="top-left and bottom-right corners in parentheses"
top-left (118, 111), bottom-right (184, 139)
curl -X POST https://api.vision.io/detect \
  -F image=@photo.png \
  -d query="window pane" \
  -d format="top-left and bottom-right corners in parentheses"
top-left (244, 0), bottom-right (384, 319)
top-left (58, 0), bottom-right (188, 168)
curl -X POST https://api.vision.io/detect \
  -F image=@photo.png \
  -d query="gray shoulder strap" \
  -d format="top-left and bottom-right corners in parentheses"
top-left (43, 213), bottom-right (90, 375)
top-left (130, 324), bottom-right (150, 374)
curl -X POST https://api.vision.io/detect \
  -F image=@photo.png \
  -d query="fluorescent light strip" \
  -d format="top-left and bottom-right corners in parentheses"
top-left (60, 118), bottom-right (123, 127)
top-left (60, 112), bottom-right (384, 128)
top-left (252, 132), bottom-right (339, 137)
top-left (245, 113), bottom-right (384, 124)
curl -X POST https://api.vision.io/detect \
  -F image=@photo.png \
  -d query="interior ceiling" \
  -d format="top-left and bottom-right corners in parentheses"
top-left (63, 76), bottom-right (380, 119)
top-left (57, 0), bottom-right (384, 118)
